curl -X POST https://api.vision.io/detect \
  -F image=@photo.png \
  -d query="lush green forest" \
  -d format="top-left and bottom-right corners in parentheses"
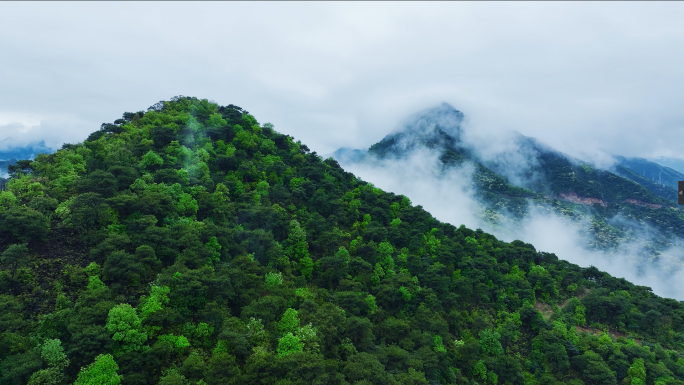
top-left (2, 96), bottom-right (684, 385)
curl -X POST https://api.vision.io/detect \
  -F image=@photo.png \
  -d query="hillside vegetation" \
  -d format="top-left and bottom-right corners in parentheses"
top-left (1, 97), bottom-right (684, 385)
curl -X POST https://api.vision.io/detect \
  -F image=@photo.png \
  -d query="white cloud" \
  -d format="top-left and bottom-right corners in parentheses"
top-left (0, 112), bottom-right (92, 151)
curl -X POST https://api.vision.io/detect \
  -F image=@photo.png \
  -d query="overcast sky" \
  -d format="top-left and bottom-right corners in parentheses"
top-left (2, 2), bottom-right (684, 164)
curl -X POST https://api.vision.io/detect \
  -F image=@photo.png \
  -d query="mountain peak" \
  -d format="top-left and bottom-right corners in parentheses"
top-left (368, 103), bottom-right (464, 157)
top-left (397, 102), bottom-right (464, 138)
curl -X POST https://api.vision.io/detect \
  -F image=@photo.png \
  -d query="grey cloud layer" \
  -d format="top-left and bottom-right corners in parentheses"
top-left (1, 2), bottom-right (684, 162)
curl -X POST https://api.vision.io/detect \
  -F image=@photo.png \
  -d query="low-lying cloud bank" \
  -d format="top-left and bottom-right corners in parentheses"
top-left (0, 112), bottom-right (92, 152)
top-left (339, 149), bottom-right (684, 300)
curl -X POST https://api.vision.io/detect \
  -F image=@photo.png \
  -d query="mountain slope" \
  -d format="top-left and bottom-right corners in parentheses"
top-left (2, 97), bottom-right (684, 385)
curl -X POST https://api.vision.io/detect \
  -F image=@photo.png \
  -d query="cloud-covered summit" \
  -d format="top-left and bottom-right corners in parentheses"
top-left (375, 102), bottom-right (465, 152)
top-left (331, 103), bottom-right (470, 168)
top-left (332, 103), bottom-right (465, 163)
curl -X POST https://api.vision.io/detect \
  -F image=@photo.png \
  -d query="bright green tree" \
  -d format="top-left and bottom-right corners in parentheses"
top-left (140, 150), bottom-right (163, 169)
top-left (300, 256), bottom-right (314, 280)
top-left (265, 271), bottom-right (283, 287)
top-left (574, 302), bottom-right (587, 326)
top-left (378, 242), bottom-right (395, 273)
top-left (205, 236), bottom-right (222, 264)
top-left (627, 358), bottom-right (646, 385)
top-left (157, 334), bottom-right (191, 353)
top-left (212, 183), bottom-right (230, 204)
top-left (106, 304), bottom-right (148, 353)
top-left (285, 220), bottom-right (309, 262)
top-left (277, 333), bottom-right (303, 357)
top-left (85, 262), bottom-right (107, 291)
top-left (27, 339), bottom-right (70, 385)
top-left (473, 360), bottom-right (487, 382)
top-left (335, 246), bottom-right (351, 265)
top-left (423, 228), bottom-right (440, 258)
top-left (138, 285), bottom-right (170, 320)
top-left (479, 329), bottom-right (504, 356)
top-left (364, 294), bottom-right (378, 314)
top-left (208, 113), bottom-right (227, 128)
top-left (278, 308), bottom-right (300, 334)
top-left (74, 354), bottom-right (121, 385)
top-left (433, 335), bottom-right (447, 353)
top-left (41, 339), bottom-right (69, 369)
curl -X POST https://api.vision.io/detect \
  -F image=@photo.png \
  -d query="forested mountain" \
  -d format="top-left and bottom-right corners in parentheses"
top-left (334, 104), bottom-right (684, 264)
top-left (2, 97), bottom-right (684, 385)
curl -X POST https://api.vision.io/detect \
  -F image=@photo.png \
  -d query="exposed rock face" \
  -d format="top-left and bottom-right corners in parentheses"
top-left (559, 192), bottom-right (607, 207)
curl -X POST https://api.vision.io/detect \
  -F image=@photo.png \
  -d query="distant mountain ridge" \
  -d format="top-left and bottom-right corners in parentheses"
top-left (0, 141), bottom-right (53, 161)
top-left (650, 156), bottom-right (684, 174)
top-left (612, 156), bottom-right (683, 202)
top-left (0, 142), bottom-right (54, 177)
top-left (333, 103), bottom-right (684, 261)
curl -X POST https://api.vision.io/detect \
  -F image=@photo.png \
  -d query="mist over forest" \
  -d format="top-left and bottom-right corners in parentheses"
top-left (334, 104), bottom-right (684, 300)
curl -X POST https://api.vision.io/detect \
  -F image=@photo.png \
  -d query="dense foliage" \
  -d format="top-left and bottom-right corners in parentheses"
top-left (2, 97), bottom-right (684, 385)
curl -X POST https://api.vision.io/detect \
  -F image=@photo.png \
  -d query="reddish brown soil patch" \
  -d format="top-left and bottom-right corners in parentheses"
top-left (559, 192), bottom-right (607, 207)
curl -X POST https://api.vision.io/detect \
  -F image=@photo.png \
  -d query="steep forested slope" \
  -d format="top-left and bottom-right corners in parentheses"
top-left (2, 97), bottom-right (684, 385)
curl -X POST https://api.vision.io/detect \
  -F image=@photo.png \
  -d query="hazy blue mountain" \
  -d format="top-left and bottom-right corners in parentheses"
top-left (330, 147), bottom-right (368, 164)
top-left (650, 156), bottom-right (684, 174)
top-left (0, 141), bottom-right (54, 177)
top-left (612, 156), bottom-right (683, 202)
top-left (0, 141), bottom-right (53, 160)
